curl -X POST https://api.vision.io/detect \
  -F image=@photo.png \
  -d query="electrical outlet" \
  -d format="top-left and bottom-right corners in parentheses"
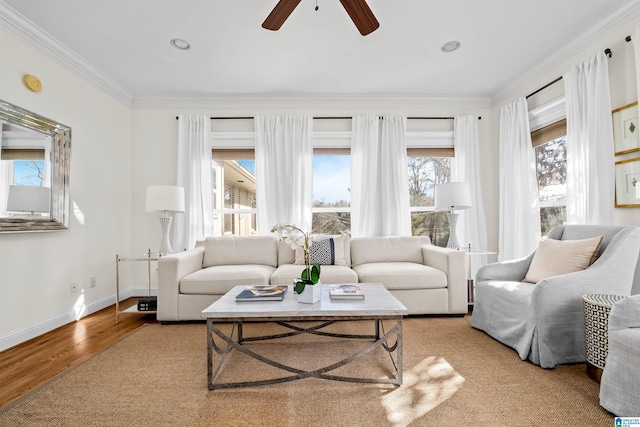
top-left (90, 277), bottom-right (96, 288)
top-left (70, 281), bottom-right (77, 293)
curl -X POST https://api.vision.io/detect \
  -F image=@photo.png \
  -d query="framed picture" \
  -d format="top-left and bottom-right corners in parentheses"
top-left (612, 102), bottom-right (639, 156)
top-left (615, 157), bottom-right (640, 207)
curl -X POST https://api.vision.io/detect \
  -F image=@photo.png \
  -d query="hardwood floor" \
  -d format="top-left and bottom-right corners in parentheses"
top-left (0, 298), bottom-right (157, 409)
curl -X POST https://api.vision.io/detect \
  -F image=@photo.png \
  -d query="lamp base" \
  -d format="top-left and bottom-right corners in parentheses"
top-left (446, 212), bottom-right (460, 249)
top-left (158, 216), bottom-right (173, 255)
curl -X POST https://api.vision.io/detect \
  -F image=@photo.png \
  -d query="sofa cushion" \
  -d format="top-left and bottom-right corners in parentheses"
top-left (270, 264), bottom-right (358, 286)
top-left (180, 264), bottom-right (275, 295)
top-left (523, 235), bottom-right (603, 284)
top-left (277, 240), bottom-right (296, 265)
top-left (351, 236), bottom-right (430, 266)
top-left (202, 236), bottom-right (278, 268)
top-left (352, 262), bottom-right (446, 290)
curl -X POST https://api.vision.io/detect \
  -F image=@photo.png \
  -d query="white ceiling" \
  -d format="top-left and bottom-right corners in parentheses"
top-left (2, 0), bottom-right (639, 107)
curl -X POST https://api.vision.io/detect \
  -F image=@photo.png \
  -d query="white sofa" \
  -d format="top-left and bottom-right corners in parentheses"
top-left (157, 235), bottom-right (467, 321)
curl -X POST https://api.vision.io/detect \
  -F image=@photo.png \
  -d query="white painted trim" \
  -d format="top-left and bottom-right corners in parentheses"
top-left (492, 2), bottom-right (640, 106)
top-left (0, 2), bottom-right (133, 106)
top-left (133, 93), bottom-right (492, 109)
top-left (211, 130), bottom-right (453, 149)
top-left (0, 293), bottom-right (118, 352)
top-left (2, 0), bottom-right (638, 110)
top-left (529, 97), bottom-right (566, 131)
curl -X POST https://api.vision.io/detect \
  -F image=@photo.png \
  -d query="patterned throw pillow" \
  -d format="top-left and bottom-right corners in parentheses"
top-left (308, 238), bottom-right (335, 265)
top-left (294, 235), bottom-right (348, 266)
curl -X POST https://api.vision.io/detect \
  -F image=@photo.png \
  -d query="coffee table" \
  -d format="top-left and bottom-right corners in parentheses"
top-left (201, 283), bottom-right (408, 390)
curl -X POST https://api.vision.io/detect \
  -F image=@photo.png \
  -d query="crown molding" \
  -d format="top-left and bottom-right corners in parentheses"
top-left (0, 1), bottom-right (133, 106)
top-left (492, 2), bottom-right (640, 107)
top-left (132, 93), bottom-right (492, 110)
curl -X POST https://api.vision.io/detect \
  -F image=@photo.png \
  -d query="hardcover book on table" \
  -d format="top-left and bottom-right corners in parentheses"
top-left (329, 284), bottom-right (365, 300)
top-left (235, 285), bottom-right (288, 302)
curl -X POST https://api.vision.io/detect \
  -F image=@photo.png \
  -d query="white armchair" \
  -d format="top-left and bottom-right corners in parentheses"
top-left (471, 225), bottom-right (640, 368)
top-left (599, 294), bottom-right (640, 416)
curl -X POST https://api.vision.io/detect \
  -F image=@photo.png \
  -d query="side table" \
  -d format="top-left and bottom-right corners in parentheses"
top-left (458, 246), bottom-right (498, 305)
top-left (115, 250), bottom-right (160, 323)
top-left (582, 293), bottom-right (625, 383)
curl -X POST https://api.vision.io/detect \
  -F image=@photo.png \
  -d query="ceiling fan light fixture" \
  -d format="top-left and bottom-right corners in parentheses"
top-left (441, 40), bottom-right (461, 53)
top-left (170, 38), bottom-right (190, 50)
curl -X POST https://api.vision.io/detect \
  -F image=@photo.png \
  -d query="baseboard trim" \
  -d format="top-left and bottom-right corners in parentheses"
top-left (0, 293), bottom-right (122, 352)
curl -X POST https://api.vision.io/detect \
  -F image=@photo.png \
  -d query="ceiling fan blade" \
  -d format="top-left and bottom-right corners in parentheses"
top-left (262, 0), bottom-right (302, 31)
top-left (339, 0), bottom-right (380, 36)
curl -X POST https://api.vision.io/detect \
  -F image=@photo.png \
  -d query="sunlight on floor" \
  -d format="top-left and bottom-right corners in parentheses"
top-left (381, 356), bottom-right (464, 427)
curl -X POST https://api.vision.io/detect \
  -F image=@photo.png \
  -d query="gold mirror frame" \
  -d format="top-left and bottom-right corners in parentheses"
top-left (0, 99), bottom-right (71, 232)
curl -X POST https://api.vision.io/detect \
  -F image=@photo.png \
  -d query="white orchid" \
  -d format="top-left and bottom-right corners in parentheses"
top-left (271, 223), bottom-right (320, 294)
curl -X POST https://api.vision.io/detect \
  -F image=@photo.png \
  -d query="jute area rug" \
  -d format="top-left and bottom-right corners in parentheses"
top-left (0, 315), bottom-right (614, 427)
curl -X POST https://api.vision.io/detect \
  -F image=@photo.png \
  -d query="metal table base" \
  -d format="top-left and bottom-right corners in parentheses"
top-left (207, 318), bottom-right (403, 390)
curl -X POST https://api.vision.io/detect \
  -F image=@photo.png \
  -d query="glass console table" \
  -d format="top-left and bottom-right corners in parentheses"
top-left (458, 245), bottom-right (498, 305)
top-left (115, 250), bottom-right (160, 323)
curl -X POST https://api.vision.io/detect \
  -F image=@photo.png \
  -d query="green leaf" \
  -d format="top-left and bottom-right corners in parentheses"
top-left (311, 264), bottom-right (321, 284)
top-left (294, 280), bottom-right (306, 294)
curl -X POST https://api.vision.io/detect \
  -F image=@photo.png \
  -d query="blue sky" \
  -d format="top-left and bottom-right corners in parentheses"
top-left (238, 156), bottom-right (350, 204)
top-left (13, 160), bottom-right (45, 186)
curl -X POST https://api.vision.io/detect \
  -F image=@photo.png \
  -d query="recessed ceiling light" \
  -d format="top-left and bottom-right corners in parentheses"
top-left (441, 40), bottom-right (461, 53)
top-left (170, 38), bottom-right (190, 50)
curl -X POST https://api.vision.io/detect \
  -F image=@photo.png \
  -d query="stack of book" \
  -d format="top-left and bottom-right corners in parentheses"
top-left (329, 284), bottom-right (365, 300)
top-left (235, 285), bottom-right (288, 302)
top-left (137, 296), bottom-right (157, 311)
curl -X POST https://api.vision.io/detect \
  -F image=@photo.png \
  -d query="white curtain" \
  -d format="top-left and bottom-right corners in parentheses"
top-left (452, 115), bottom-right (488, 274)
top-left (499, 98), bottom-right (541, 261)
top-left (351, 115), bottom-right (411, 237)
top-left (173, 115), bottom-right (213, 252)
top-left (255, 115), bottom-right (313, 234)
top-left (563, 51), bottom-right (614, 225)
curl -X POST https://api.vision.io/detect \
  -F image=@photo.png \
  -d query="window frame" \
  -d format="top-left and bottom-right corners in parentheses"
top-left (209, 119), bottom-right (456, 236)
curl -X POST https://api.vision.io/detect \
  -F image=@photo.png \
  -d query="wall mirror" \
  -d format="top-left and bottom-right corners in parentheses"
top-left (0, 99), bottom-right (71, 232)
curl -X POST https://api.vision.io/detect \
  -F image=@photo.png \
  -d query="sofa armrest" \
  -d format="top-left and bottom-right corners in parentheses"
top-left (422, 245), bottom-right (467, 313)
top-left (157, 247), bottom-right (204, 321)
top-left (609, 294), bottom-right (640, 331)
top-left (476, 253), bottom-right (535, 283)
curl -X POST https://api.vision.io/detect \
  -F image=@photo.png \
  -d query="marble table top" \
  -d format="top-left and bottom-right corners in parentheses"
top-left (201, 283), bottom-right (408, 320)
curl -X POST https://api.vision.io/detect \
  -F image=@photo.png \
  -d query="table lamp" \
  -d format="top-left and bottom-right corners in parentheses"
top-left (146, 185), bottom-right (185, 255)
top-left (6, 185), bottom-right (50, 216)
top-left (435, 182), bottom-right (472, 249)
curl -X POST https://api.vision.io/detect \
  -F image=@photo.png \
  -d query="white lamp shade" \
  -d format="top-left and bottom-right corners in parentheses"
top-left (7, 185), bottom-right (50, 213)
top-left (435, 182), bottom-right (472, 211)
top-left (145, 185), bottom-right (185, 213)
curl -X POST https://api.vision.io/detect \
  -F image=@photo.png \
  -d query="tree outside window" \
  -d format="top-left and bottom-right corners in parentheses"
top-left (535, 136), bottom-right (566, 235)
top-left (408, 156), bottom-right (451, 246)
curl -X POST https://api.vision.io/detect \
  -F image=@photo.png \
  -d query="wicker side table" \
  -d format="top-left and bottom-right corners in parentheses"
top-left (582, 293), bottom-right (625, 383)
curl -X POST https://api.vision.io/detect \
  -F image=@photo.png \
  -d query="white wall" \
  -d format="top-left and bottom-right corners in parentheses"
top-left (131, 107), bottom-right (497, 274)
top-left (0, 31), bottom-right (133, 350)
top-left (3, 14), bottom-right (640, 350)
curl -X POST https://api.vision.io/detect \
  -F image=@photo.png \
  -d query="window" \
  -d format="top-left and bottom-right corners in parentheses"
top-left (209, 118), bottom-right (455, 238)
top-left (312, 154), bottom-right (351, 234)
top-left (0, 128), bottom-right (50, 217)
top-left (408, 154), bottom-right (451, 246)
top-left (211, 152), bottom-right (256, 237)
top-left (532, 120), bottom-right (567, 235)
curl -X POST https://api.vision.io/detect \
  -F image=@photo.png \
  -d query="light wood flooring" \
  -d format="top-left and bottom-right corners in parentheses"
top-left (0, 298), bottom-right (157, 409)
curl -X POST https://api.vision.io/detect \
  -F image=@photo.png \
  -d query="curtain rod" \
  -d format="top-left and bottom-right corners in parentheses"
top-left (526, 47), bottom-right (612, 99)
top-left (176, 115), bottom-right (481, 120)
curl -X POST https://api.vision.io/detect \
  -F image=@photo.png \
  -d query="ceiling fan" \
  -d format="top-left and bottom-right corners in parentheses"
top-left (262, 0), bottom-right (380, 36)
